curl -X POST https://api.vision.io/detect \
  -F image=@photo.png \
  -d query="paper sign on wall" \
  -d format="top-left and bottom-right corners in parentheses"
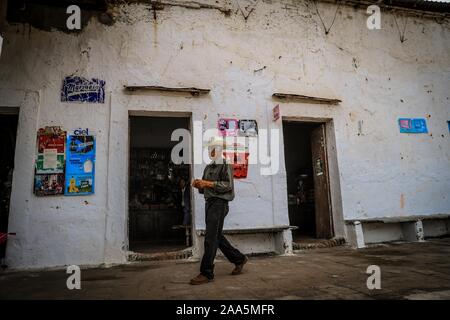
top-left (239, 119), bottom-right (258, 137)
top-left (61, 76), bottom-right (105, 103)
top-left (398, 118), bottom-right (428, 133)
top-left (218, 118), bottom-right (239, 137)
top-left (34, 127), bottom-right (66, 196)
top-left (65, 133), bottom-right (96, 196)
top-left (34, 174), bottom-right (65, 196)
top-left (217, 118), bottom-right (257, 178)
top-left (223, 142), bottom-right (249, 179)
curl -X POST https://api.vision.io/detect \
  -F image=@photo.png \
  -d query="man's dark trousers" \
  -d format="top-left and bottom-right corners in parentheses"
top-left (200, 198), bottom-right (246, 279)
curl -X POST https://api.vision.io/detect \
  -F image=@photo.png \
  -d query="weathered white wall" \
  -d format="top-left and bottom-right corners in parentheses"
top-left (0, 0), bottom-right (449, 269)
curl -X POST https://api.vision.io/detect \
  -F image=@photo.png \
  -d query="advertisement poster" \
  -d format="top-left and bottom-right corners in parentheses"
top-left (61, 76), bottom-right (105, 103)
top-left (65, 134), bottom-right (95, 196)
top-left (239, 119), bottom-right (258, 137)
top-left (34, 173), bottom-right (65, 196)
top-left (35, 153), bottom-right (65, 174)
top-left (38, 132), bottom-right (65, 153)
top-left (34, 127), bottom-right (66, 196)
top-left (398, 118), bottom-right (428, 133)
top-left (224, 152), bottom-right (250, 178)
top-left (218, 118), bottom-right (239, 137)
top-left (224, 143), bottom-right (249, 179)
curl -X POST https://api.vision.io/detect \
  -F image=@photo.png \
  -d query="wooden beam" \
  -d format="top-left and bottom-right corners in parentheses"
top-left (272, 92), bottom-right (341, 105)
top-left (124, 85), bottom-right (210, 96)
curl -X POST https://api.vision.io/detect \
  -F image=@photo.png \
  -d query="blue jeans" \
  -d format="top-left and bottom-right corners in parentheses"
top-left (200, 198), bottom-right (246, 279)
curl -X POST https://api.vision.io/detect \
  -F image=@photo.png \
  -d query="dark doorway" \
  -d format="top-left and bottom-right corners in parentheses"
top-left (283, 120), bottom-right (333, 242)
top-left (128, 116), bottom-right (191, 254)
top-left (0, 111), bottom-right (19, 263)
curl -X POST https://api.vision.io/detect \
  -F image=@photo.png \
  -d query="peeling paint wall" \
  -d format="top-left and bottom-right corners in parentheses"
top-left (0, 0), bottom-right (449, 269)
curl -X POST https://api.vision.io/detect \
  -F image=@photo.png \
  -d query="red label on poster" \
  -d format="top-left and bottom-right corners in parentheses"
top-left (38, 135), bottom-right (65, 153)
top-left (224, 152), bottom-right (249, 179)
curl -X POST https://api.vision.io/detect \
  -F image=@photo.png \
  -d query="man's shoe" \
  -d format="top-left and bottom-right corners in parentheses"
top-left (190, 273), bottom-right (212, 285)
top-left (231, 256), bottom-right (248, 275)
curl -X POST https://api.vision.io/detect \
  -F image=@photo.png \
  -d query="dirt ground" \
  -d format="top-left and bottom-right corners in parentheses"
top-left (1, 238), bottom-right (450, 300)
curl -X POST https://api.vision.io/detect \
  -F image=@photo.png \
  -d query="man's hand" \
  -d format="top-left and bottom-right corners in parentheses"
top-left (192, 179), bottom-right (200, 189)
top-left (192, 179), bottom-right (214, 189)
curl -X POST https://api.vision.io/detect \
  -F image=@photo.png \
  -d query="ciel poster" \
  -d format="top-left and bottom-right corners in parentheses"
top-left (65, 132), bottom-right (96, 196)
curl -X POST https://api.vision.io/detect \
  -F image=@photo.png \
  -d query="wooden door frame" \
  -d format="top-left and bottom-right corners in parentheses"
top-left (310, 123), bottom-right (333, 238)
top-left (281, 116), bottom-right (345, 239)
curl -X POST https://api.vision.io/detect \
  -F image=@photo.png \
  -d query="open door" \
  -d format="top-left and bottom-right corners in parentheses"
top-left (310, 124), bottom-right (333, 239)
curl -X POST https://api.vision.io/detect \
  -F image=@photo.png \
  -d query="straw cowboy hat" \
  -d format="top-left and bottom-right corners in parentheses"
top-left (206, 136), bottom-right (225, 148)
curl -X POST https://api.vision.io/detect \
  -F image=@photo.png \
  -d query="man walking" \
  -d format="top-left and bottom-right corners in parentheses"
top-left (190, 137), bottom-right (248, 285)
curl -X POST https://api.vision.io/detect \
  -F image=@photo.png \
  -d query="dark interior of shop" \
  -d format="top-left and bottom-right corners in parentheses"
top-left (0, 112), bottom-right (18, 263)
top-left (128, 116), bottom-right (191, 254)
top-left (282, 121), bottom-right (318, 241)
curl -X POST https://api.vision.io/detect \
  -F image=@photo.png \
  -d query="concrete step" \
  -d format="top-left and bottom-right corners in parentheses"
top-left (128, 248), bottom-right (193, 262)
top-left (293, 237), bottom-right (346, 251)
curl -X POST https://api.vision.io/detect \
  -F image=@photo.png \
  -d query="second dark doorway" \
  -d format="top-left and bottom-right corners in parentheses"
top-left (0, 111), bottom-right (19, 265)
top-left (283, 120), bottom-right (333, 242)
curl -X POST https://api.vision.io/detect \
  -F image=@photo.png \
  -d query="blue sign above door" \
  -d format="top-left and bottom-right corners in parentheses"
top-left (398, 118), bottom-right (428, 133)
top-left (61, 76), bottom-right (105, 103)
